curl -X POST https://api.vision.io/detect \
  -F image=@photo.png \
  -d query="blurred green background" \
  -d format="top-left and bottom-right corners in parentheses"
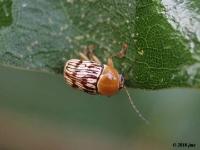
top-left (0, 65), bottom-right (199, 150)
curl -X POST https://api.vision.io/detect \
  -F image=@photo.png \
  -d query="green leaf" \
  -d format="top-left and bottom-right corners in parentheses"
top-left (0, 0), bottom-right (200, 89)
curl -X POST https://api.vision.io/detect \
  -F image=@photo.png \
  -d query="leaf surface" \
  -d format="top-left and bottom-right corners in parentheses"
top-left (0, 0), bottom-right (200, 89)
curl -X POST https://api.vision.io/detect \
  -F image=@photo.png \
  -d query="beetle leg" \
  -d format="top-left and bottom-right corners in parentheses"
top-left (78, 52), bottom-right (90, 61)
top-left (107, 57), bottom-right (114, 67)
top-left (112, 43), bottom-right (128, 58)
top-left (107, 43), bottom-right (128, 67)
top-left (79, 44), bottom-right (101, 64)
top-left (91, 54), bottom-right (101, 64)
top-left (118, 43), bottom-right (128, 58)
top-left (87, 45), bottom-right (101, 64)
top-left (79, 52), bottom-right (90, 61)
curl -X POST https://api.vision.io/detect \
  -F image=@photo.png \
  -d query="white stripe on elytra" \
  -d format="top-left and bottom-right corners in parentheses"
top-left (85, 83), bottom-right (96, 88)
top-left (86, 78), bottom-right (97, 84)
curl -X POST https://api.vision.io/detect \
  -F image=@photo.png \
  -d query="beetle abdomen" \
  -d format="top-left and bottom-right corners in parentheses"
top-left (64, 59), bottom-right (103, 94)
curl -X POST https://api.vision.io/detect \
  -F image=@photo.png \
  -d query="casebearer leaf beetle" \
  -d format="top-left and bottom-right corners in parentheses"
top-left (64, 44), bottom-right (149, 124)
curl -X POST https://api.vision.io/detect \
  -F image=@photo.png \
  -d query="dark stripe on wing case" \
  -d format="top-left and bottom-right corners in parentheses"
top-left (75, 62), bottom-right (98, 94)
top-left (95, 64), bottom-right (104, 94)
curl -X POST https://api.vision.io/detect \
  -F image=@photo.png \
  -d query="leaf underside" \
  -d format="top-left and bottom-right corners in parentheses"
top-left (0, 0), bottom-right (200, 89)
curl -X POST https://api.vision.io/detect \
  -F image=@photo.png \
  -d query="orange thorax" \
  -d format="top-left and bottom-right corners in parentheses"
top-left (97, 65), bottom-right (120, 96)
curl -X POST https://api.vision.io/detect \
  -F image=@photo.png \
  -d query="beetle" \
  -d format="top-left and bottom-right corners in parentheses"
top-left (64, 58), bottom-right (123, 96)
top-left (64, 44), bottom-right (149, 124)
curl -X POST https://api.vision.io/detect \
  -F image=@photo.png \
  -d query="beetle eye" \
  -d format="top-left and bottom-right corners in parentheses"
top-left (119, 75), bottom-right (124, 89)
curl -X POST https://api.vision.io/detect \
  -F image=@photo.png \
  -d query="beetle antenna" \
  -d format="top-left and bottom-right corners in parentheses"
top-left (124, 86), bottom-right (149, 124)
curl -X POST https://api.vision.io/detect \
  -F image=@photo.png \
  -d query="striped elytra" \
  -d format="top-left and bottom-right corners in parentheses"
top-left (64, 59), bottom-right (124, 96)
